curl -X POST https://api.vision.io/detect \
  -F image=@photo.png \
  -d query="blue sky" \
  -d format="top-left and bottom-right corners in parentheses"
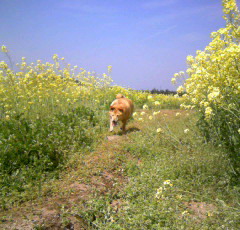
top-left (0, 0), bottom-right (239, 90)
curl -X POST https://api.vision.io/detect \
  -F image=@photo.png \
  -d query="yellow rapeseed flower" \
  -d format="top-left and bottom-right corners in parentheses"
top-left (1, 45), bottom-right (8, 53)
top-left (177, 85), bottom-right (184, 94)
top-left (176, 195), bottom-right (183, 199)
top-left (171, 78), bottom-right (176, 84)
top-left (153, 111), bottom-right (160, 116)
top-left (108, 65), bottom-right (112, 73)
top-left (205, 107), bottom-right (213, 119)
top-left (182, 211), bottom-right (189, 216)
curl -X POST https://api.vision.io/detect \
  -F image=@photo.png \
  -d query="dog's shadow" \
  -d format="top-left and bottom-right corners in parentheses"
top-left (116, 127), bottom-right (141, 135)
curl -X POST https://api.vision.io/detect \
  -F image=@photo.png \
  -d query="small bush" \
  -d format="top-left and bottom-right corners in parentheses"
top-left (0, 106), bottom-right (103, 206)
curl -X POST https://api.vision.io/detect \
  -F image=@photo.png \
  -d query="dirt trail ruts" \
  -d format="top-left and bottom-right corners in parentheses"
top-left (0, 131), bottom-right (137, 230)
top-left (0, 110), bottom-right (183, 229)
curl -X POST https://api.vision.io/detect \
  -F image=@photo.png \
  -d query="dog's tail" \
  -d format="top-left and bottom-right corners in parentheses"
top-left (116, 94), bottom-right (125, 99)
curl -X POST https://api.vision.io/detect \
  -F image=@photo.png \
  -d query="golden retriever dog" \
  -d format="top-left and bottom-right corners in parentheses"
top-left (109, 94), bottom-right (134, 132)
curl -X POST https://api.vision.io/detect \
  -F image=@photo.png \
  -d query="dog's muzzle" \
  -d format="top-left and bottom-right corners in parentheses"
top-left (110, 120), bottom-right (118, 132)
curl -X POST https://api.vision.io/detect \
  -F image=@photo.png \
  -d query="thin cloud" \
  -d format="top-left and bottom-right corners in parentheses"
top-left (59, 0), bottom-right (118, 14)
top-left (140, 3), bottom-right (221, 26)
top-left (141, 0), bottom-right (178, 9)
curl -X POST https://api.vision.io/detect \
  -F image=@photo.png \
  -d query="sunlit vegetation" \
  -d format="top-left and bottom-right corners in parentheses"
top-left (0, 48), bottom-right (184, 208)
top-left (173, 0), bottom-right (240, 156)
top-left (0, 0), bottom-right (239, 229)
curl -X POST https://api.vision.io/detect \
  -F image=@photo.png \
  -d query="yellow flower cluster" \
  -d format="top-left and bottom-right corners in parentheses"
top-left (155, 180), bottom-right (173, 200)
top-left (0, 52), bottom-right (114, 118)
top-left (173, 0), bottom-right (240, 152)
top-left (174, 0), bottom-right (240, 122)
top-left (108, 88), bottom-right (184, 109)
top-left (0, 45), bottom-right (184, 121)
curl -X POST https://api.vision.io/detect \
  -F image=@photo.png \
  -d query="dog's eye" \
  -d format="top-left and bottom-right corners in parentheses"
top-left (111, 107), bottom-right (115, 111)
top-left (119, 109), bottom-right (123, 113)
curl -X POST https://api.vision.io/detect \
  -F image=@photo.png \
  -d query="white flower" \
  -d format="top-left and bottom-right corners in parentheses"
top-left (155, 187), bottom-right (163, 199)
top-left (184, 129), bottom-right (190, 134)
top-left (163, 180), bottom-right (171, 185)
top-left (143, 104), bottom-right (149, 110)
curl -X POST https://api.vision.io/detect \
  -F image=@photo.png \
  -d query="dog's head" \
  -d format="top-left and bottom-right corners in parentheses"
top-left (109, 105), bottom-right (125, 128)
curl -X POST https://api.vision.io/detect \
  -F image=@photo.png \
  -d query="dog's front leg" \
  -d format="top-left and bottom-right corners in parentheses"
top-left (109, 119), bottom-right (114, 132)
top-left (121, 120), bottom-right (126, 133)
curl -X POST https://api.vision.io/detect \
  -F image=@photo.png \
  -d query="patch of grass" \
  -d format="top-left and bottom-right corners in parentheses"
top-left (80, 110), bottom-right (240, 229)
top-left (0, 105), bottom-right (108, 209)
top-left (1, 109), bottom-right (239, 229)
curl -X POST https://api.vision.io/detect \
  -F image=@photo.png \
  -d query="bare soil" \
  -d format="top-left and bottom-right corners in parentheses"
top-left (0, 132), bottom-right (132, 230)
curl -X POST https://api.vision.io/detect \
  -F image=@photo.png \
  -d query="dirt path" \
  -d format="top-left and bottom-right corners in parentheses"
top-left (0, 110), bottom-right (188, 229)
top-left (0, 125), bottom-right (140, 230)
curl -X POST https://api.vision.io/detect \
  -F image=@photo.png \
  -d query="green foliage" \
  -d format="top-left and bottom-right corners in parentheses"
top-left (79, 113), bottom-right (240, 229)
top-left (0, 106), bottom-right (105, 208)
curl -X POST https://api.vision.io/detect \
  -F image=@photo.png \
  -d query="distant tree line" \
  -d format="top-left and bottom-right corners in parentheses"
top-left (138, 88), bottom-right (177, 95)
top-left (74, 80), bottom-right (178, 96)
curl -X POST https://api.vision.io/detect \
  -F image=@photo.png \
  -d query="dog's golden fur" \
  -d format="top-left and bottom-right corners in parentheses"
top-left (109, 95), bottom-right (134, 132)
